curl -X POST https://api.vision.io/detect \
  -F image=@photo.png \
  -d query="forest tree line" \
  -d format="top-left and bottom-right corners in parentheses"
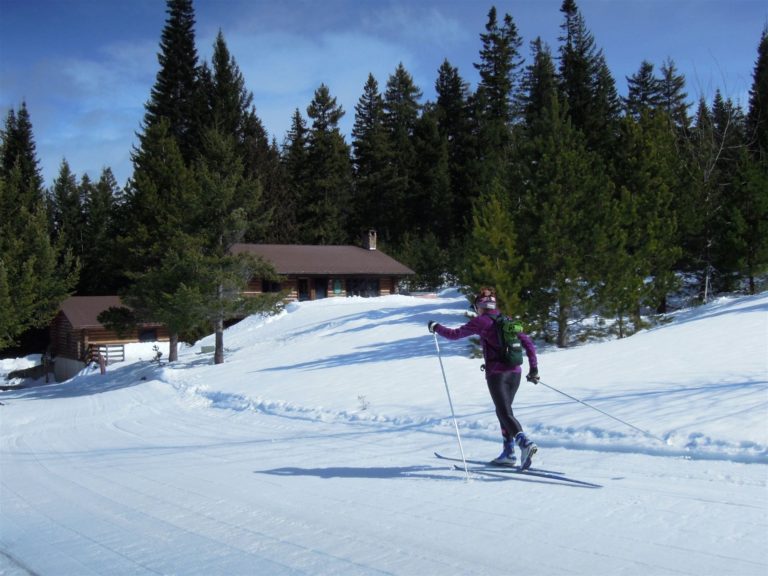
top-left (1, 0), bottom-right (767, 355)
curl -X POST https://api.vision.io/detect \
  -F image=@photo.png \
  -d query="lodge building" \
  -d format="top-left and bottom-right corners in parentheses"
top-left (47, 232), bottom-right (413, 380)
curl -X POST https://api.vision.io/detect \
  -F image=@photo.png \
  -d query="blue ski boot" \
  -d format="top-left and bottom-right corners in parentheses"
top-left (491, 439), bottom-right (517, 467)
top-left (515, 432), bottom-right (538, 470)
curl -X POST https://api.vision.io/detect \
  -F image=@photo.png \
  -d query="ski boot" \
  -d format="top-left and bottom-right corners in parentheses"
top-left (491, 439), bottom-right (517, 467)
top-left (515, 432), bottom-right (538, 470)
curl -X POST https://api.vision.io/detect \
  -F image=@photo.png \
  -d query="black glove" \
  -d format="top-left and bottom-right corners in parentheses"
top-left (526, 367), bottom-right (540, 384)
top-left (428, 320), bottom-right (439, 333)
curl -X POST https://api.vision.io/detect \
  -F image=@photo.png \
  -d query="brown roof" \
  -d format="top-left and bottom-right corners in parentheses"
top-left (230, 244), bottom-right (415, 276)
top-left (59, 296), bottom-right (123, 329)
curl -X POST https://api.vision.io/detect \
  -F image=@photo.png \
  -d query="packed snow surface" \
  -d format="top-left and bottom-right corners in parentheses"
top-left (1, 290), bottom-right (767, 575)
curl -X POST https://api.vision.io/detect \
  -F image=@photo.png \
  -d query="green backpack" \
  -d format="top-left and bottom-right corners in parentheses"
top-left (492, 315), bottom-right (524, 366)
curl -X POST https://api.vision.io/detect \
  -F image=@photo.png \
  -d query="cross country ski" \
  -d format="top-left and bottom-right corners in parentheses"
top-left (435, 452), bottom-right (602, 488)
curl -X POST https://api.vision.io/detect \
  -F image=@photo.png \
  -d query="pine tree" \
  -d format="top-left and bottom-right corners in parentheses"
top-left (412, 105), bottom-right (451, 242)
top-left (203, 30), bottom-right (274, 242)
top-left (303, 84), bottom-right (353, 244)
top-left (747, 26), bottom-right (768, 162)
top-left (143, 0), bottom-right (201, 161)
top-left (462, 177), bottom-right (529, 314)
top-left (520, 38), bottom-right (558, 131)
top-left (191, 127), bottom-right (280, 363)
top-left (48, 160), bottom-right (85, 258)
top-left (351, 73), bottom-right (392, 238)
top-left (474, 6), bottom-right (524, 126)
top-left (281, 108), bottom-right (310, 240)
top-left (0, 106), bottom-right (77, 350)
top-left (613, 112), bottom-right (681, 318)
top-left (0, 166), bottom-right (78, 349)
top-left (658, 58), bottom-right (691, 130)
top-left (0, 103), bottom-right (44, 208)
top-left (434, 60), bottom-right (475, 239)
top-left (518, 92), bottom-right (614, 346)
top-left (677, 95), bottom-right (747, 299)
top-left (472, 6), bottom-right (524, 197)
top-left (206, 31), bottom-right (252, 137)
top-left (624, 60), bottom-right (663, 119)
top-left (79, 168), bottom-right (121, 294)
top-left (710, 92), bottom-right (748, 291)
top-left (381, 63), bottom-right (423, 244)
top-left (117, 120), bottom-right (200, 360)
top-left (557, 0), bottom-right (620, 155)
top-left (737, 26), bottom-right (768, 293)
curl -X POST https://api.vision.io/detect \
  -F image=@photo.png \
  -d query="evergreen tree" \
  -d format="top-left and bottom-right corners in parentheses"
top-left (520, 38), bottom-right (558, 131)
top-left (281, 108), bottom-right (310, 242)
top-left (474, 6), bottom-right (524, 126)
top-left (624, 60), bottom-right (663, 119)
top-left (557, 0), bottom-right (620, 155)
top-left (117, 120), bottom-right (200, 360)
top-left (613, 112), bottom-right (681, 318)
top-left (0, 165), bottom-right (78, 349)
top-left (462, 177), bottom-right (529, 314)
top-left (434, 60), bottom-right (475, 239)
top-left (737, 26), bottom-right (768, 293)
top-left (351, 73), bottom-right (392, 238)
top-left (248, 131), bottom-right (289, 243)
top-left (677, 96), bottom-right (747, 299)
top-left (191, 127), bottom-right (281, 363)
top-left (710, 91), bottom-right (748, 291)
top-left (48, 160), bottom-right (85, 257)
top-left (472, 6), bottom-right (524, 198)
top-left (518, 93), bottom-right (614, 346)
top-left (206, 30), bottom-right (252, 138)
top-left (80, 168), bottom-right (121, 294)
top-left (412, 105), bottom-right (452, 242)
top-left (747, 26), bottom-right (768, 161)
top-left (658, 58), bottom-right (691, 130)
top-left (381, 63), bottom-right (423, 244)
top-left (302, 84), bottom-right (353, 244)
top-left (142, 0), bottom-right (201, 161)
top-left (0, 105), bottom-right (77, 350)
top-left (0, 103), bottom-right (44, 203)
top-left (203, 30), bottom-right (274, 242)
top-left (728, 148), bottom-right (768, 294)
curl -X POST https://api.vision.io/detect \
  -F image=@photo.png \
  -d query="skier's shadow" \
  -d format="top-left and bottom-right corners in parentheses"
top-left (257, 465), bottom-right (461, 481)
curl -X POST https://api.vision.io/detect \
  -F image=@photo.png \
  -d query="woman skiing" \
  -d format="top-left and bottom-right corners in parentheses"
top-left (428, 287), bottom-right (540, 469)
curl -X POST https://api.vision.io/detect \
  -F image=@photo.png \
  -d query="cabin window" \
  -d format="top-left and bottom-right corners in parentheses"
top-left (139, 328), bottom-right (157, 342)
top-left (346, 278), bottom-right (380, 298)
top-left (261, 279), bottom-right (282, 293)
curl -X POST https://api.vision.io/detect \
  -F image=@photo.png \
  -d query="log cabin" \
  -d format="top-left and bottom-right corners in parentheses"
top-left (49, 295), bottom-right (168, 381)
top-left (231, 231), bottom-right (414, 301)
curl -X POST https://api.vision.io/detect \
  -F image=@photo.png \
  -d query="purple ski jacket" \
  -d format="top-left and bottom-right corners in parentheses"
top-left (434, 310), bottom-right (537, 377)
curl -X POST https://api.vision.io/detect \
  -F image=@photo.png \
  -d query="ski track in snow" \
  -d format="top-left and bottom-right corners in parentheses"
top-left (1, 291), bottom-right (767, 575)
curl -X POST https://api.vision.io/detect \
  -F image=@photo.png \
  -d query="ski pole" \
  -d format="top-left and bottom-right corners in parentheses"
top-left (432, 332), bottom-right (470, 479)
top-left (537, 380), bottom-right (666, 443)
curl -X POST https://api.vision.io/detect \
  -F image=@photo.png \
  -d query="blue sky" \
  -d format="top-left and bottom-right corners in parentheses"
top-left (1, 0), bottom-right (766, 188)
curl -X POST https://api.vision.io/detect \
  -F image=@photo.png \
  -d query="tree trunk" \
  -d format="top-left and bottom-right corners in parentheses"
top-left (168, 332), bottom-right (179, 362)
top-left (556, 301), bottom-right (569, 348)
top-left (214, 282), bottom-right (225, 365)
top-left (214, 318), bottom-right (224, 365)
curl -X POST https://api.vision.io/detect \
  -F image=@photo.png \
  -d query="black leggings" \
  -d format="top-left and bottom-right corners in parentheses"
top-left (486, 371), bottom-right (523, 440)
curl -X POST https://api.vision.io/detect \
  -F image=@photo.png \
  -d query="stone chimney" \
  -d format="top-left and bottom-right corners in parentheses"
top-left (363, 229), bottom-right (377, 250)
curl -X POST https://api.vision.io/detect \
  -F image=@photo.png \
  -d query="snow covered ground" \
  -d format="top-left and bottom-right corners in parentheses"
top-left (1, 290), bottom-right (766, 576)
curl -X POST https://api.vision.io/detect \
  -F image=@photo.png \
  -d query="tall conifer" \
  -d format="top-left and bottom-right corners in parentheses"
top-left (303, 84), bottom-right (353, 244)
top-left (351, 74), bottom-right (391, 238)
top-left (143, 0), bottom-right (201, 161)
top-left (0, 106), bottom-right (77, 349)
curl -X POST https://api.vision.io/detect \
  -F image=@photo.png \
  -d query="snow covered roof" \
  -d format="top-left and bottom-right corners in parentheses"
top-left (230, 243), bottom-right (415, 276)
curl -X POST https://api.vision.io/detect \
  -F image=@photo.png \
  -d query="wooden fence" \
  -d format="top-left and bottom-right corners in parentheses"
top-left (86, 344), bottom-right (125, 365)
